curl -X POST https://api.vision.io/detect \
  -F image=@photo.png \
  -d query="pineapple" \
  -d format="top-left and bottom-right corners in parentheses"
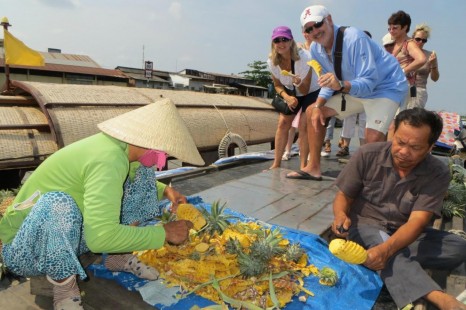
top-left (284, 244), bottom-right (305, 263)
top-left (237, 228), bottom-right (285, 277)
top-left (176, 203), bottom-right (207, 230)
top-left (249, 228), bottom-right (285, 261)
top-left (225, 237), bottom-right (242, 255)
top-left (237, 251), bottom-right (268, 277)
top-left (199, 200), bottom-right (238, 236)
top-left (319, 267), bottom-right (338, 286)
top-left (307, 60), bottom-right (323, 77)
top-left (329, 239), bottom-right (367, 264)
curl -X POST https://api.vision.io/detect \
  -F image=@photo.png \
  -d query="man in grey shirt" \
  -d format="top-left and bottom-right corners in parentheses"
top-left (332, 108), bottom-right (466, 310)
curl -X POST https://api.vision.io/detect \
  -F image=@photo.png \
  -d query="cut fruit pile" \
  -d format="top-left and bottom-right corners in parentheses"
top-left (136, 201), bottom-right (336, 308)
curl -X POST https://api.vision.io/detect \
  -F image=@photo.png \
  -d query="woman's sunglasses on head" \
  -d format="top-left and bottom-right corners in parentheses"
top-left (304, 18), bottom-right (326, 34)
top-left (273, 37), bottom-right (291, 44)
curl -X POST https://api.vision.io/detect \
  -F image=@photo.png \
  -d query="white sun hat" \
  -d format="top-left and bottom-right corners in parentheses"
top-left (97, 98), bottom-right (204, 166)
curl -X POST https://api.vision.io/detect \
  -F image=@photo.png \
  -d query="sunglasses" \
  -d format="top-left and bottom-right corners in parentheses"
top-left (414, 37), bottom-right (428, 43)
top-left (273, 37), bottom-right (291, 44)
top-left (304, 18), bottom-right (326, 34)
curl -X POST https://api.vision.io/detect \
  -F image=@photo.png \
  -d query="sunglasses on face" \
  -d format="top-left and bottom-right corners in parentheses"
top-left (273, 37), bottom-right (290, 44)
top-left (304, 18), bottom-right (326, 34)
top-left (414, 37), bottom-right (428, 43)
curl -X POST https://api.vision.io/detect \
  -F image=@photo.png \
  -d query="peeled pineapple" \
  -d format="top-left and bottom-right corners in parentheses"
top-left (328, 238), bottom-right (367, 264)
top-left (176, 203), bottom-right (207, 230)
top-left (307, 60), bottom-right (322, 77)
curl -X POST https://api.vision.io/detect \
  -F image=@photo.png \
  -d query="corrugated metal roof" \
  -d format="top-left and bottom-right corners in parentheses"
top-left (43, 52), bottom-right (101, 68)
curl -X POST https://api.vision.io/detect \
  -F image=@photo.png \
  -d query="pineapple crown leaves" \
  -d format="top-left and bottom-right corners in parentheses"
top-left (449, 164), bottom-right (466, 185)
top-left (442, 200), bottom-right (466, 218)
top-left (319, 266), bottom-right (337, 278)
top-left (225, 237), bottom-right (243, 255)
top-left (155, 209), bottom-right (176, 224)
top-left (198, 200), bottom-right (239, 235)
top-left (284, 244), bottom-right (306, 263)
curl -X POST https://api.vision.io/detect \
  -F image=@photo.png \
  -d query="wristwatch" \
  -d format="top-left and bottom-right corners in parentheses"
top-left (338, 80), bottom-right (345, 92)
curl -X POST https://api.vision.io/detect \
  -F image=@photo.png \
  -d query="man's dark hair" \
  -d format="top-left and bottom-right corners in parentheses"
top-left (388, 10), bottom-right (411, 33)
top-left (394, 108), bottom-right (443, 145)
top-left (363, 30), bottom-right (372, 38)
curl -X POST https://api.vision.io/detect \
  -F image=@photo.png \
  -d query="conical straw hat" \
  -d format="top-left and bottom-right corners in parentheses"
top-left (97, 98), bottom-right (204, 166)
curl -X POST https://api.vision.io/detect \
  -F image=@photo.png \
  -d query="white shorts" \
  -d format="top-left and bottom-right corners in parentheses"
top-left (325, 94), bottom-right (399, 134)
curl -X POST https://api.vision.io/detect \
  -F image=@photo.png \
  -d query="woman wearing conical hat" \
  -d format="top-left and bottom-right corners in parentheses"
top-left (0, 99), bottom-right (204, 309)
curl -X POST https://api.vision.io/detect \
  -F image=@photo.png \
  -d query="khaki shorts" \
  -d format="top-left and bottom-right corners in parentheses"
top-left (325, 94), bottom-right (399, 134)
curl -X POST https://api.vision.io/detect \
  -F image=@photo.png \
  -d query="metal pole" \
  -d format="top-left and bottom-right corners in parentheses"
top-left (1, 17), bottom-right (12, 92)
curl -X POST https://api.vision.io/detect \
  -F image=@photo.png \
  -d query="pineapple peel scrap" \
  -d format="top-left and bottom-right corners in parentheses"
top-left (307, 60), bottom-right (322, 77)
top-left (328, 238), bottom-right (367, 264)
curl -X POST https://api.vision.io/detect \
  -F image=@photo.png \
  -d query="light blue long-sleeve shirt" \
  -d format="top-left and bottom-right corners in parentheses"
top-left (311, 25), bottom-right (408, 104)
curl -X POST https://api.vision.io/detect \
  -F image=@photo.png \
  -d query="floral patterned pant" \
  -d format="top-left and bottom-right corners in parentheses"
top-left (3, 166), bottom-right (162, 281)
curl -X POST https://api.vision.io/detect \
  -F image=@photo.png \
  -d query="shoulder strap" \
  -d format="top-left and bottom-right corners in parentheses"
top-left (334, 26), bottom-right (347, 80)
top-left (291, 60), bottom-right (296, 95)
top-left (335, 27), bottom-right (347, 111)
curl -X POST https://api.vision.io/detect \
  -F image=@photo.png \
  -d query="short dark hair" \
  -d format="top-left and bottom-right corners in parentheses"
top-left (363, 30), bottom-right (372, 38)
top-left (394, 108), bottom-right (443, 145)
top-left (388, 10), bottom-right (411, 33)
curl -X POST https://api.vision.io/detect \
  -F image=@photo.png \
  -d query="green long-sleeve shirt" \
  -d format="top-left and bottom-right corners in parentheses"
top-left (0, 133), bottom-right (167, 253)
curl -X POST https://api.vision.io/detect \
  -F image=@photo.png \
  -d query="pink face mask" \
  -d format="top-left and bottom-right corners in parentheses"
top-left (138, 150), bottom-right (168, 170)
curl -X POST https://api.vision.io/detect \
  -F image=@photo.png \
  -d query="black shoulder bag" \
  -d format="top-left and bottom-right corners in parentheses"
top-left (271, 60), bottom-right (297, 115)
top-left (334, 26), bottom-right (347, 111)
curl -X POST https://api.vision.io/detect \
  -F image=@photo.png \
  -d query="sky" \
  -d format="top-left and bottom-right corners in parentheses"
top-left (1, 0), bottom-right (465, 115)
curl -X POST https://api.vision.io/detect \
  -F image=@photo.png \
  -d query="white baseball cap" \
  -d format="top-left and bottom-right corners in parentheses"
top-left (300, 5), bottom-right (329, 27)
top-left (382, 33), bottom-right (394, 46)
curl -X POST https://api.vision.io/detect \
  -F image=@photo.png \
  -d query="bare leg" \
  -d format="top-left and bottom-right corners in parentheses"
top-left (386, 120), bottom-right (395, 141)
top-left (287, 108), bottom-right (331, 178)
top-left (424, 290), bottom-right (466, 310)
top-left (269, 114), bottom-right (294, 169)
top-left (298, 113), bottom-right (309, 169)
top-left (282, 127), bottom-right (296, 160)
top-left (365, 128), bottom-right (386, 143)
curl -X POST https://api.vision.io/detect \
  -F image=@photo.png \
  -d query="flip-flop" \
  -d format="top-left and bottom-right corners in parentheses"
top-left (286, 170), bottom-right (323, 181)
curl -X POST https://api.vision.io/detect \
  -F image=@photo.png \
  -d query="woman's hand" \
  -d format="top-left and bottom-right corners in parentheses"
top-left (163, 187), bottom-right (187, 213)
top-left (163, 220), bottom-right (193, 245)
top-left (285, 95), bottom-right (299, 111)
top-left (428, 51), bottom-right (437, 66)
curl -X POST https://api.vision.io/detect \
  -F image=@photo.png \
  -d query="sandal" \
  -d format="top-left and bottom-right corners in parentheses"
top-left (336, 146), bottom-right (350, 157)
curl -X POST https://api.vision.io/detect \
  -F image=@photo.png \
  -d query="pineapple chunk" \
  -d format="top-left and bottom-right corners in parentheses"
top-left (329, 238), bottom-right (367, 264)
top-left (176, 203), bottom-right (207, 230)
top-left (195, 242), bottom-right (210, 253)
top-left (307, 60), bottom-right (323, 77)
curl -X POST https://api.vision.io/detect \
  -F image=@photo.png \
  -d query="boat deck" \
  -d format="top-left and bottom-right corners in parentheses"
top-left (0, 154), bottom-right (348, 309)
top-left (1, 150), bottom-right (463, 309)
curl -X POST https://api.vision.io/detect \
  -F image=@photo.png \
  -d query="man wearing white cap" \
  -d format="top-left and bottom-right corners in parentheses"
top-left (0, 98), bottom-right (204, 309)
top-left (287, 5), bottom-right (407, 181)
top-left (382, 32), bottom-right (395, 53)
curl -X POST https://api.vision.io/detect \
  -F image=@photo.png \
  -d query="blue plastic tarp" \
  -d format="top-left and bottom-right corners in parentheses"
top-left (88, 197), bottom-right (382, 310)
